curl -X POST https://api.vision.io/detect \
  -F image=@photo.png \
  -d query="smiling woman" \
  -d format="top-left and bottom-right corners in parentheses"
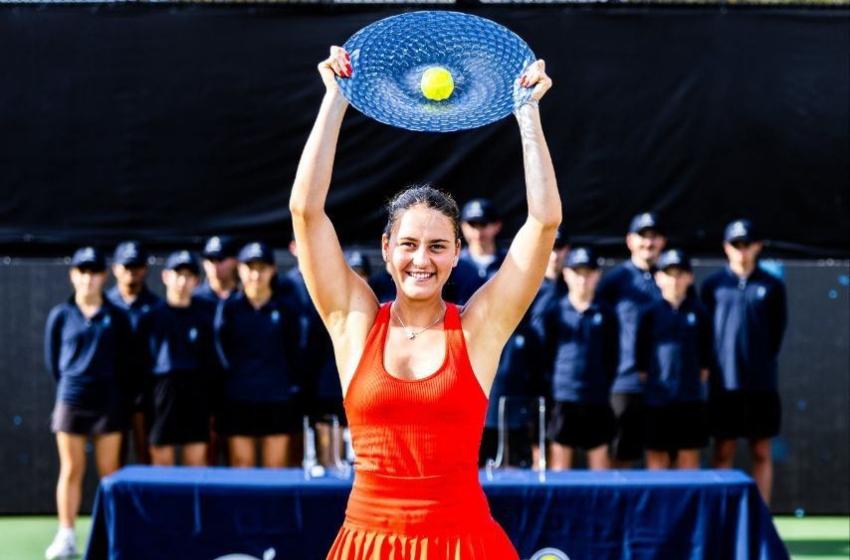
top-left (289, 44), bottom-right (560, 560)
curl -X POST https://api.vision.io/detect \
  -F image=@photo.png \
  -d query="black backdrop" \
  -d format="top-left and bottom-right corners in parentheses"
top-left (0, 5), bottom-right (848, 255)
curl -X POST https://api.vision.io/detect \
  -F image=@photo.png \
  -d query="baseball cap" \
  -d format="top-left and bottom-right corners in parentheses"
top-left (202, 235), bottom-right (237, 260)
top-left (113, 241), bottom-right (148, 267)
top-left (657, 249), bottom-right (692, 272)
top-left (70, 247), bottom-right (106, 271)
top-left (461, 199), bottom-right (499, 224)
top-left (564, 246), bottom-right (599, 269)
top-left (628, 212), bottom-right (663, 235)
top-left (553, 225), bottom-right (570, 249)
top-left (346, 250), bottom-right (372, 277)
top-left (238, 242), bottom-right (275, 265)
top-left (165, 250), bottom-right (200, 274)
top-left (724, 219), bottom-right (759, 244)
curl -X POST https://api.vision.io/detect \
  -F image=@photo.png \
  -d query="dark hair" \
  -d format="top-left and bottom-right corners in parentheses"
top-left (383, 184), bottom-right (461, 241)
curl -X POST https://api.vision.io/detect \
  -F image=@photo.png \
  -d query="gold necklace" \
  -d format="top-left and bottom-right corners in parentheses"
top-left (391, 301), bottom-right (446, 341)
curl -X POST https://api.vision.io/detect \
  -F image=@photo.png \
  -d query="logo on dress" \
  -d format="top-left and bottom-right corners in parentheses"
top-left (756, 286), bottom-right (767, 299)
top-left (531, 548), bottom-right (570, 560)
top-left (188, 327), bottom-right (198, 342)
top-left (102, 316), bottom-right (111, 328)
top-left (592, 313), bottom-right (603, 325)
top-left (687, 312), bottom-right (696, 325)
top-left (270, 310), bottom-right (280, 323)
top-left (142, 305), bottom-right (150, 314)
top-left (514, 334), bottom-right (525, 348)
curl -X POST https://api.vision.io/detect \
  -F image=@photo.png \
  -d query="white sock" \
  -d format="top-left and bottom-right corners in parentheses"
top-left (57, 526), bottom-right (75, 541)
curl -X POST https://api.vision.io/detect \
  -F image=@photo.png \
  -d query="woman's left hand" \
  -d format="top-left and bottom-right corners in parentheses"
top-left (518, 59), bottom-right (553, 103)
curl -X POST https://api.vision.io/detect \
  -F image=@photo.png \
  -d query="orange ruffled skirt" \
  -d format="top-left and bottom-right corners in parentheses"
top-left (326, 471), bottom-right (519, 560)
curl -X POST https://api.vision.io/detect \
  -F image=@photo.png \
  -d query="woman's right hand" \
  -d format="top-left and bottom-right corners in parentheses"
top-left (318, 46), bottom-right (352, 94)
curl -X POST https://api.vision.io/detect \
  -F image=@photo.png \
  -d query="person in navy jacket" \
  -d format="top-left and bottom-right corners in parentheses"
top-left (701, 220), bottom-right (787, 504)
top-left (44, 247), bottom-right (133, 560)
top-left (143, 251), bottom-right (215, 466)
top-left (636, 249), bottom-right (711, 470)
top-left (193, 235), bottom-right (240, 465)
top-left (106, 240), bottom-right (161, 465)
top-left (535, 247), bottom-right (618, 470)
top-left (214, 242), bottom-right (302, 468)
top-left (596, 212), bottom-right (666, 466)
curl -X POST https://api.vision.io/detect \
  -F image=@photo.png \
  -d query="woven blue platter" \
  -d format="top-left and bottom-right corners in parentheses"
top-left (337, 11), bottom-right (536, 132)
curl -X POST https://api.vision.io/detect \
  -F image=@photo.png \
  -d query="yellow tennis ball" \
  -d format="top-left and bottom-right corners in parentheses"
top-left (420, 67), bottom-right (454, 101)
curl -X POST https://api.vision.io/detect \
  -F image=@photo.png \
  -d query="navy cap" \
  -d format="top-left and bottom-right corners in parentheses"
top-left (657, 249), bottom-right (692, 272)
top-left (165, 250), bottom-right (200, 274)
top-left (238, 242), bottom-right (275, 265)
top-left (70, 247), bottom-right (106, 270)
top-left (461, 198), bottom-right (499, 224)
top-left (629, 212), bottom-right (663, 235)
top-left (553, 225), bottom-right (570, 249)
top-left (113, 241), bottom-right (148, 267)
top-left (346, 250), bottom-right (372, 277)
top-left (564, 246), bottom-right (599, 269)
top-left (724, 219), bottom-right (759, 243)
top-left (202, 235), bottom-right (237, 260)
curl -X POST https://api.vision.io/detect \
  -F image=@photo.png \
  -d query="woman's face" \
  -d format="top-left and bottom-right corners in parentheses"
top-left (70, 268), bottom-right (107, 298)
top-left (162, 268), bottom-right (199, 303)
top-left (382, 205), bottom-right (460, 301)
top-left (238, 262), bottom-right (275, 298)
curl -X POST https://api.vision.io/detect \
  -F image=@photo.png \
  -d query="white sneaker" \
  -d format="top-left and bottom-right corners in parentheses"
top-left (45, 529), bottom-right (78, 560)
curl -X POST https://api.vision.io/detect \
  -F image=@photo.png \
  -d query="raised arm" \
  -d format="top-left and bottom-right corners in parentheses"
top-left (463, 61), bottom-right (562, 389)
top-left (289, 47), bottom-right (379, 342)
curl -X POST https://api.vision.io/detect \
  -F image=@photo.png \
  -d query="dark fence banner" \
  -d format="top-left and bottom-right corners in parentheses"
top-left (0, 5), bottom-right (848, 255)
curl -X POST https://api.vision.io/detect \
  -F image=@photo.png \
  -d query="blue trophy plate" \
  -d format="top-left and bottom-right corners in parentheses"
top-left (337, 11), bottom-right (536, 132)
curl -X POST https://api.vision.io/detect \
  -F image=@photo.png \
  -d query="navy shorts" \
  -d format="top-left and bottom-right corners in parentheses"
top-left (610, 392), bottom-right (646, 461)
top-left (217, 400), bottom-right (302, 437)
top-left (149, 372), bottom-right (210, 446)
top-left (547, 401), bottom-right (616, 450)
top-left (51, 401), bottom-right (128, 436)
top-left (709, 390), bottom-right (781, 440)
top-left (644, 402), bottom-right (709, 451)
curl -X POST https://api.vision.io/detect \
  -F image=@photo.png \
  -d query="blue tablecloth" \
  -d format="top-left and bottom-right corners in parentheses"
top-left (85, 467), bottom-right (788, 560)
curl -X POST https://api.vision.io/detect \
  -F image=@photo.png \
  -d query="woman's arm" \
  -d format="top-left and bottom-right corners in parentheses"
top-left (463, 61), bottom-right (562, 392)
top-left (289, 47), bottom-right (378, 389)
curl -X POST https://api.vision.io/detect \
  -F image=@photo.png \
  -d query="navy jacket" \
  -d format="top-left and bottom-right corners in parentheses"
top-left (453, 248), bottom-right (507, 305)
top-left (142, 300), bottom-right (216, 376)
top-left (214, 290), bottom-right (302, 403)
top-left (44, 297), bottom-right (133, 409)
top-left (596, 261), bottom-right (662, 393)
top-left (285, 268), bottom-right (341, 404)
top-left (701, 266), bottom-right (787, 392)
top-left (635, 296), bottom-right (712, 405)
top-left (534, 298), bottom-right (619, 404)
top-left (106, 285), bottom-right (161, 331)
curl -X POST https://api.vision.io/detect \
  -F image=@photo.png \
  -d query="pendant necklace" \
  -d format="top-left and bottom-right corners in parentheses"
top-left (391, 301), bottom-right (446, 341)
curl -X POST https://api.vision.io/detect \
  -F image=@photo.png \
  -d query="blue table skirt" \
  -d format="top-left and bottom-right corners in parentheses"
top-left (85, 467), bottom-right (788, 560)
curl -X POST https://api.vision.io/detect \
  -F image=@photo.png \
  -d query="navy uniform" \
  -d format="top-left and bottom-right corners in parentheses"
top-left (596, 213), bottom-right (665, 462)
top-left (106, 241), bottom-right (161, 331)
top-left (536, 248), bottom-right (619, 452)
top-left (106, 241), bottom-right (161, 409)
top-left (143, 252), bottom-right (215, 447)
top-left (701, 221), bottom-right (787, 441)
top-left (636, 250), bottom-right (712, 453)
top-left (214, 243), bottom-right (303, 437)
top-left (45, 248), bottom-right (134, 435)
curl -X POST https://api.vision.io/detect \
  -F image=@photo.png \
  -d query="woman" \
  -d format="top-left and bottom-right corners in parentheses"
top-left (290, 47), bottom-right (559, 559)
top-left (214, 241), bottom-right (302, 468)
top-left (144, 251), bottom-right (214, 466)
top-left (44, 247), bottom-right (133, 560)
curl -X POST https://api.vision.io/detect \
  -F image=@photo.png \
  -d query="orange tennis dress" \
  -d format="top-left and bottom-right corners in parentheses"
top-left (326, 302), bottom-right (519, 560)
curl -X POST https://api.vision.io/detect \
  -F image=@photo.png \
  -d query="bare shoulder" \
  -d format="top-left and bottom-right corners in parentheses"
top-left (330, 290), bottom-right (381, 395)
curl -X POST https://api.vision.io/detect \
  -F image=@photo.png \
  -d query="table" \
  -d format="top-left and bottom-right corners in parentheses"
top-left (85, 467), bottom-right (788, 560)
